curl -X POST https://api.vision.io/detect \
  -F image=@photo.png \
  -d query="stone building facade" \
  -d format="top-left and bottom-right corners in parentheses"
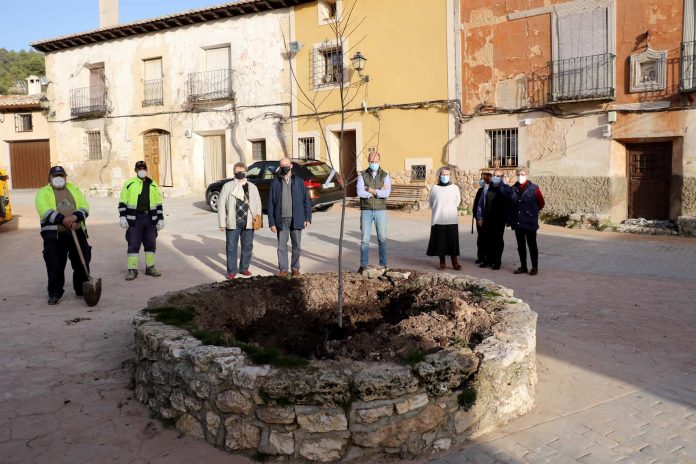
top-left (450, 0), bottom-right (696, 221)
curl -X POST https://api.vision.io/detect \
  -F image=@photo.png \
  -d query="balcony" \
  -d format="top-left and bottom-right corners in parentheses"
top-left (70, 86), bottom-right (107, 117)
top-left (680, 41), bottom-right (696, 92)
top-left (143, 78), bottom-right (164, 107)
top-left (548, 53), bottom-right (615, 103)
top-left (187, 69), bottom-right (233, 103)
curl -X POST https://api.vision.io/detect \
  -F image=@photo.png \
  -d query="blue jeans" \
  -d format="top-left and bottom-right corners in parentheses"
top-left (225, 228), bottom-right (254, 274)
top-left (360, 209), bottom-right (387, 268)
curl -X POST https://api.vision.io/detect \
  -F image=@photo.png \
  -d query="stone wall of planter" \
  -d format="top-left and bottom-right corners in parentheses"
top-left (133, 273), bottom-right (537, 462)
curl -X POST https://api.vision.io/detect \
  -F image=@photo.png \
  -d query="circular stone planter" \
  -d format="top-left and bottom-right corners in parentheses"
top-left (133, 270), bottom-right (537, 462)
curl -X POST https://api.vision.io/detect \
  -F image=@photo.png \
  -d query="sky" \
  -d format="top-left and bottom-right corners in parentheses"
top-left (0, 0), bottom-right (229, 51)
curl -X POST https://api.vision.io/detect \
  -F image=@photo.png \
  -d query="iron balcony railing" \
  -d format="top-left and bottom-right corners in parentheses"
top-left (142, 78), bottom-right (164, 106)
top-left (70, 86), bottom-right (107, 117)
top-left (187, 69), bottom-right (233, 102)
top-left (548, 53), bottom-right (615, 103)
top-left (680, 41), bottom-right (696, 92)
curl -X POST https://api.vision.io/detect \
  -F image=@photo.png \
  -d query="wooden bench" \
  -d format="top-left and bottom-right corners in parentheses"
top-left (386, 184), bottom-right (426, 209)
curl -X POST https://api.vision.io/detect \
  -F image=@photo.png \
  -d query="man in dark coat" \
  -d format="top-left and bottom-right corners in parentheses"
top-left (472, 172), bottom-right (492, 264)
top-left (267, 157), bottom-right (312, 277)
top-left (508, 167), bottom-right (545, 275)
top-left (476, 169), bottom-right (510, 270)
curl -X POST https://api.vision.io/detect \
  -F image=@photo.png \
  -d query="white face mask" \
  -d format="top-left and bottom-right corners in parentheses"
top-left (51, 176), bottom-right (66, 189)
top-left (518, 175), bottom-right (527, 184)
top-left (137, 170), bottom-right (147, 179)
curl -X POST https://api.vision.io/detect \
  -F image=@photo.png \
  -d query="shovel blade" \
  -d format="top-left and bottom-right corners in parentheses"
top-left (82, 277), bottom-right (102, 307)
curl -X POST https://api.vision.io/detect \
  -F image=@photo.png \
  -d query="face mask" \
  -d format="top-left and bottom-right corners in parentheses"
top-left (440, 175), bottom-right (450, 184)
top-left (369, 162), bottom-right (379, 171)
top-left (51, 176), bottom-right (66, 189)
top-left (137, 170), bottom-right (147, 179)
top-left (478, 179), bottom-right (485, 188)
top-left (280, 166), bottom-right (291, 176)
top-left (492, 176), bottom-right (501, 186)
top-left (234, 172), bottom-right (246, 180)
top-left (518, 175), bottom-right (527, 184)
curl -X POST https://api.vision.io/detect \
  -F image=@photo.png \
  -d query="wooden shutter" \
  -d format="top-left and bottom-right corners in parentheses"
top-left (144, 58), bottom-right (162, 80)
top-left (206, 47), bottom-right (230, 71)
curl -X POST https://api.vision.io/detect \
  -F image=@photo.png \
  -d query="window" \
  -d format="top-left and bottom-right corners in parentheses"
top-left (313, 45), bottom-right (343, 88)
top-left (550, 6), bottom-right (615, 102)
top-left (298, 137), bottom-right (316, 160)
top-left (486, 129), bottom-right (518, 168)
top-left (86, 131), bottom-right (102, 160)
top-left (411, 165), bottom-right (427, 181)
top-left (251, 140), bottom-right (267, 161)
top-left (14, 113), bottom-right (32, 132)
top-left (246, 165), bottom-right (262, 179)
top-left (143, 57), bottom-right (163, 106)
top-left (263, 164), bottom-right (278, 179)
top-left (319, 0), bottom-right (338, 23)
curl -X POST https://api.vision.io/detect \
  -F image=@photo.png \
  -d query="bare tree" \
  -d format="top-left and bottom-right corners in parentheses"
top-left (281, 0), bottom-right (368, 328)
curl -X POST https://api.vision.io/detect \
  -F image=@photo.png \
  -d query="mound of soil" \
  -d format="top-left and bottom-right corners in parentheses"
top-left (148, 272), bottom-right (501, 362)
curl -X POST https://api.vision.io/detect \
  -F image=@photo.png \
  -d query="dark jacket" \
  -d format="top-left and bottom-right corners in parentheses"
top-left (482, 185), bottom-right (509, 227)
top-left (508, 181), bottom-right (544, 231)
top-left (268, 174), bottom-right (312, 231)
top-left (473, 186), bottom-right (484, 213)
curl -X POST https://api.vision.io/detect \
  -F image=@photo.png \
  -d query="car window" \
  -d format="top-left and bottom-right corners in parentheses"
top-left (303, 162), bottom-right (332, 178)
top-left (246, 165), bottom-right (262, 179)
top-left (263, 164), bottom-right (278, 180)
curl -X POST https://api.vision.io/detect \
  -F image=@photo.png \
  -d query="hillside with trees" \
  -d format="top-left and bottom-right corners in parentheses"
top-left (0, 49), bottom-right (45, 94)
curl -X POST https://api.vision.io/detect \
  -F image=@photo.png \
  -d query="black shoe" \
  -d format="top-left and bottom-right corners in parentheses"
top-left (474, 258), bottom-right (484, 264)
top-left (529, 268), bottom-right (538, 276)
top-left (125, 269), bottom-right (138, 281)
top-left (357, 267), bottom-right (366, 273)
top-left (48, 295), bottom-right (62, 305)
top-left (145, 266), bottom-right (162, 277)
top-left (514, 267), bottom-right (528, 274)
top-left (478, 262), bottom-right (489, 268)
top-left (492, 264), bottom-right (501, 270)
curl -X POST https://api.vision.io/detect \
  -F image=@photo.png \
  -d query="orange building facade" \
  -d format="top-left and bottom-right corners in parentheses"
top-left (450, 0), bottom-right (696, 223)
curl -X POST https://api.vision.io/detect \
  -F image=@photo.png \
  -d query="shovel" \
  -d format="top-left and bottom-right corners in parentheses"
top-left (71, 228), bottom-right (102, 307)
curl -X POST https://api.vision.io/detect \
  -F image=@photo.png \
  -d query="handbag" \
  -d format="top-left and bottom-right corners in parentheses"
top-left (252, 214), bottom-right (263, 231)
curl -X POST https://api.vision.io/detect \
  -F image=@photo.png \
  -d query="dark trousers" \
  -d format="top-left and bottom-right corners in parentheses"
top-left (475, 223), bottom-right (486, 261)
top-left (226, 227), bottom-right (254, 274)
top-left (485, 223), bottom-right (506, 266)
top-left (43, 229), bottom-right (91, 298)
top-left (515, 229), bottom-right (538, 270)
top-left (277, 217), bottom-right (302, 271)
top-left (127, 214), bottom-right (157, 254)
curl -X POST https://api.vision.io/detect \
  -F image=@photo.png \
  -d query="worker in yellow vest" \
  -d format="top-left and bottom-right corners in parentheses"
top-left (35, 166), bottom-right (91, 305)
top-left (118, 160), bottom-right (164, 281)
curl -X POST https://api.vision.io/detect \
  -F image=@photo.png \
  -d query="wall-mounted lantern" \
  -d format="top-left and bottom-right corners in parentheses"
top-left (351, 51), bottom-right (369, 82)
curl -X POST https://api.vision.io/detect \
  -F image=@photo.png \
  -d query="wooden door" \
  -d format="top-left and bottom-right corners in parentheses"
top-left (203, 135), bottom-right (226, 186)
top-left (143, 132), bottom-right (160, 183)
top-left (9, 140), bottom-right (50, 188)
top-left (627, 142), bottom-right (672, 220)
top-left (338, 131), bottom-right (357, 197)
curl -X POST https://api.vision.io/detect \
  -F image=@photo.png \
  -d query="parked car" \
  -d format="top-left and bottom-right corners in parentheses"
top-left (0, 169), bottom-right (12, 226)
top-left (206, 159), bottom-right (343, 213)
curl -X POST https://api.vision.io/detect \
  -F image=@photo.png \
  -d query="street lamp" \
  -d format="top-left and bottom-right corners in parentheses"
top-left (351, 51), bottom-right (369, 82)
top-left (39, 96), bottom-right (50, 111)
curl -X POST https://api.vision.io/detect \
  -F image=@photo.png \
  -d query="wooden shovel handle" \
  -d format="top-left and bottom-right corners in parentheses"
top-left (70, 228), bottom-right (91, 279)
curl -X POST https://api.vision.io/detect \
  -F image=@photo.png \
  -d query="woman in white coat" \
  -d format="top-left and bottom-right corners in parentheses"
top-left (218, 162), bottom-right (262, 279)
top-left (427, 166), bottom-right (462, 270)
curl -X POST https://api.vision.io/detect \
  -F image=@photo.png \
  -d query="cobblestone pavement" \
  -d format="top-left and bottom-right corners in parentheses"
top-left (1, 191), bottom-right (695, 463)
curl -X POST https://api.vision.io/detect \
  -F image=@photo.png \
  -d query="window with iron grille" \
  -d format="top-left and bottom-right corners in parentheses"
top-left (298, 137), bottom-right (316, 160)
top-left (313, 45), bottom-right (343, 88)
top-left (86, 131), bottom-right (102, 161)
top-left (251, 140), bottom-right (267, 161)
top-left (411, 165), bottom-right (427, 181)
top-left (486, 129), bottom-right (518, 168)
top-left (14, 113), bottom-right (32, 132)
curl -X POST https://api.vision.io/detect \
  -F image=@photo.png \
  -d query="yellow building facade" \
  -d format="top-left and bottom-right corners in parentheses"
top-left (290, 0), bottom-right (458, 193)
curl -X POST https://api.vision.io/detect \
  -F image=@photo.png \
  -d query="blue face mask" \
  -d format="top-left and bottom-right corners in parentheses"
top-left (440, 175), bottom-right (450, 184)
top-left (478, 179), bottom-right (485, 188)
top-left (369, 162), bottom-right (380, 172)
top-left (492, 176), bottom-right (501, 186)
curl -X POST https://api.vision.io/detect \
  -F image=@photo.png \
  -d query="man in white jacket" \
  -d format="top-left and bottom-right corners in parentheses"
top-left (218, 163), bottom-right (263, 279)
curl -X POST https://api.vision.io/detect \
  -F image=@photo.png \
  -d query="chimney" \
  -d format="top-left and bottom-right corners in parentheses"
top-left (99, 0), bottom-right (119, 28)
top-left (26, 76), bottom-right (41, 96)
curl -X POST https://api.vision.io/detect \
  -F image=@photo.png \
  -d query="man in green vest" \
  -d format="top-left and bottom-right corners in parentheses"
top-left (35, 166), bottom-right (91, 305)
top-left (356, 151), bottom-right (391, 272)
top-left (118, 160), bottom-right (164, 281)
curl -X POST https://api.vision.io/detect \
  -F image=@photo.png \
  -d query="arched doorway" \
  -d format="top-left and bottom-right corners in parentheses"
top-left (142, 129), bottom-right (172, 186)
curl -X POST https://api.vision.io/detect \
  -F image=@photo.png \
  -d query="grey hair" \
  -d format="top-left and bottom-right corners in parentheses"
top-left (517, 167), bottom-right (529, 175)
top-left (436, 165), bottom-right (453, 178)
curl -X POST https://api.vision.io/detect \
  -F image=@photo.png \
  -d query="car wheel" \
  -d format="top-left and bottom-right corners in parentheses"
top-left (315, 204), bottom-right (334, 212)
top-left (208, 191), bottom-right (220, 212)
